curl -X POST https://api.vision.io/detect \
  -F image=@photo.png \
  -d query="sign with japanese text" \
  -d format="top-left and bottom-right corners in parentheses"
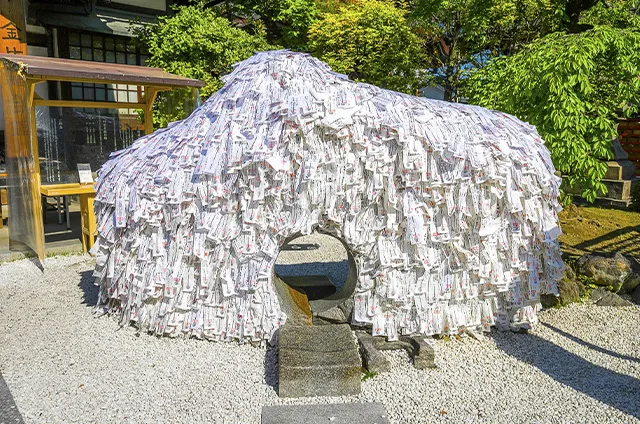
top-left (0, 14), bottom-right (25, 55)
top-left (77, 163), bottom-right (94, 185)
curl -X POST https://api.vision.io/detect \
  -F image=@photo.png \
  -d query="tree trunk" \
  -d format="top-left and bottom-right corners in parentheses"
top-left (443, 82), bottom-right (454, 102)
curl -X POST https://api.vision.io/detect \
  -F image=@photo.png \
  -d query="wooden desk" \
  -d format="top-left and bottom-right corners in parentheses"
top-left (39, 183), bottom-right (97, 252)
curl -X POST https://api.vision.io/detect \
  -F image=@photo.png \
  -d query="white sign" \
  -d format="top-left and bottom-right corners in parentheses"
top-left (77, 163), bottom-right (93, 185)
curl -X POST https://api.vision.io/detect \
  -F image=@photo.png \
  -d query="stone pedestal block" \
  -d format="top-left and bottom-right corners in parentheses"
top-left (355, 332), bottom-right (391, 374)
top-left (604, 160), bottom-right (637, 181)
top-left (562, 176), bottom-right (639, 207)
top-left (278, 324), bottom-right (362, 397)
top-left (600, 178), bottom-right (637, 201)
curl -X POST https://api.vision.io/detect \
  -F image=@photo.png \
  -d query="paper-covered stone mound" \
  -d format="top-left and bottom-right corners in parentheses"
top-left (92, 50), bottom-right (564, 342)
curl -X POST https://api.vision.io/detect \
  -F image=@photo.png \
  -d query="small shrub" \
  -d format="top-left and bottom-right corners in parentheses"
top-left (361, 369), bottom-right (378, 381)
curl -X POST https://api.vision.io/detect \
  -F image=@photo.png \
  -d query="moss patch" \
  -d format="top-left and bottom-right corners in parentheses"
top-left (558, 205), bottom-right (640, 260)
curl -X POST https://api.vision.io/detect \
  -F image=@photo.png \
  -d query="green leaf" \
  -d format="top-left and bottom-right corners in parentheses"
top-left (466, 27), bottom-right (640, 199)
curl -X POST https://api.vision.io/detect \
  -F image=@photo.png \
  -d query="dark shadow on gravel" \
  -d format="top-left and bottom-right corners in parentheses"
top-left (78, 270), bottom-right (98, 306)
top-left (542, 323), bottom-right (640, 364)
top-left (493, 330), bottom-right (640, 419)
top-left (0, 370), bottom-right (25, 424)
top-left (28, 256), bottom-right (44, 272)
top-left (7, 240), bottom-right (44, 271)
top-left (264, 331), bottom-right (279, 391)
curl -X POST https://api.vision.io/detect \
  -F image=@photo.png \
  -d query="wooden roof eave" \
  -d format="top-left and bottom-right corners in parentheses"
top-left (25, 75), bottom-right (183, 91)
top-left (0, 54), bottom-right (205, 90)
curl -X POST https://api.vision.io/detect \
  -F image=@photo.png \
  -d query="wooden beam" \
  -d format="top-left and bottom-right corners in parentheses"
top-left (34, 99), bottom-right (147, 109)
top-left (24, 74), bottom-right (184, 89)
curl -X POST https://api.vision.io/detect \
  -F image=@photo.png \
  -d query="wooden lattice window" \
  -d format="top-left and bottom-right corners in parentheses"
top-left (63, 31), bottom-right (149, 102)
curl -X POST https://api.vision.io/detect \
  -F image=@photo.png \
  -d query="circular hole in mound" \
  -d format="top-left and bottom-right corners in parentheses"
top-left (275, 232), bottom-right (349, 302)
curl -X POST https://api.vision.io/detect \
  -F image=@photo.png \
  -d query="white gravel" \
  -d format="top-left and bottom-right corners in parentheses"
top-left (1, 254), bottom-right (639, 424)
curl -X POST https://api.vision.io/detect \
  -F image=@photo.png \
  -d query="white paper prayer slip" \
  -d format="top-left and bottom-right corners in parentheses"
top-left (92, 50), bottom-right (564, 343)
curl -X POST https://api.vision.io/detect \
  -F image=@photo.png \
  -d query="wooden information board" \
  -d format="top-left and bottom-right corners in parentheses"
top-left (0, 14), bottom-right (25, 55)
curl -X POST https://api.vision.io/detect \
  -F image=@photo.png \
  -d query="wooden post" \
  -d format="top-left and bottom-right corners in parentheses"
top-left (80, 192), bottom-right (96, 252)
top-left (28, 80), bottom-right (45, 260)
top-left (143, 87), bottom-right (160, 134)
top-left (0, 61), bottom-right (45, 260)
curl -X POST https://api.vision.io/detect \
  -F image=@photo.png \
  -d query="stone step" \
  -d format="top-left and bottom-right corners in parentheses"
top-left (262, 403), bottom-right (389, 424)
top-left (278, 323), bottom-right (362, 397)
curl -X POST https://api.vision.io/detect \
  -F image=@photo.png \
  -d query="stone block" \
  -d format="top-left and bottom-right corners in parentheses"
top-left (611, 138), bottom-right (630, 161)
top-left (604, 160), bottom-right (637, 181)
top-left (262, 403), bottom-right (389, 424)
top-left (355, 332), bottom-right (390, 374)
top-left (600, 179), bottom-right (634, 200)
top-left (541, 263), bottom-right (583, 308)
top-left (623, 256), bottom-right (640, 294)
top-left (592, 197), bottom-right (634, 209)
top-left (590, 287), bottom-right (633, 307)
top-left (577, 252), bottom-right (633, 293)
top-left (278, 323), bottom-right (362, 397)
top-left (313, 306), bottom-right (348, 325)
top-left (356, 332), bottom-right (436, 371)
top-left (405, 335), bottom-right (436, 369)
top-left (561, 177), bottom-right (639, 202)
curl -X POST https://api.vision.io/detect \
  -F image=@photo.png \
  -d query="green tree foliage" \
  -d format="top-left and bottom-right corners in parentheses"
top-left (467, 27), bottom-right (640, 201)
top-left (307, 0), bottom-right (427, 93)
top-left (134, 5), bottom-right (274, 126)
top-left (236, 0), bottom-right (318, 50)
top-left (580, 0), bottom-right (640, 29)
top-left (412, 0), bottom-right (564, 101)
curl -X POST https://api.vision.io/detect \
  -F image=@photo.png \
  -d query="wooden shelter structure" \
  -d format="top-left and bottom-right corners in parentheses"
top-left (0, 54), bottom-right (204, 261)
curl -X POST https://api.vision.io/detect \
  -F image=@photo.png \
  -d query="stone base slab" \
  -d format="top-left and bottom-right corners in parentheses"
top-left (562, 177), bottom-right (639, 202)
top-left (262, 403), bottom-right (389, 424)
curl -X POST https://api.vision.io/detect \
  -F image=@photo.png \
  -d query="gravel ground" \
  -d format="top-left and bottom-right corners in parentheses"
top-left (1, 254), bottom-right (639, 424)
